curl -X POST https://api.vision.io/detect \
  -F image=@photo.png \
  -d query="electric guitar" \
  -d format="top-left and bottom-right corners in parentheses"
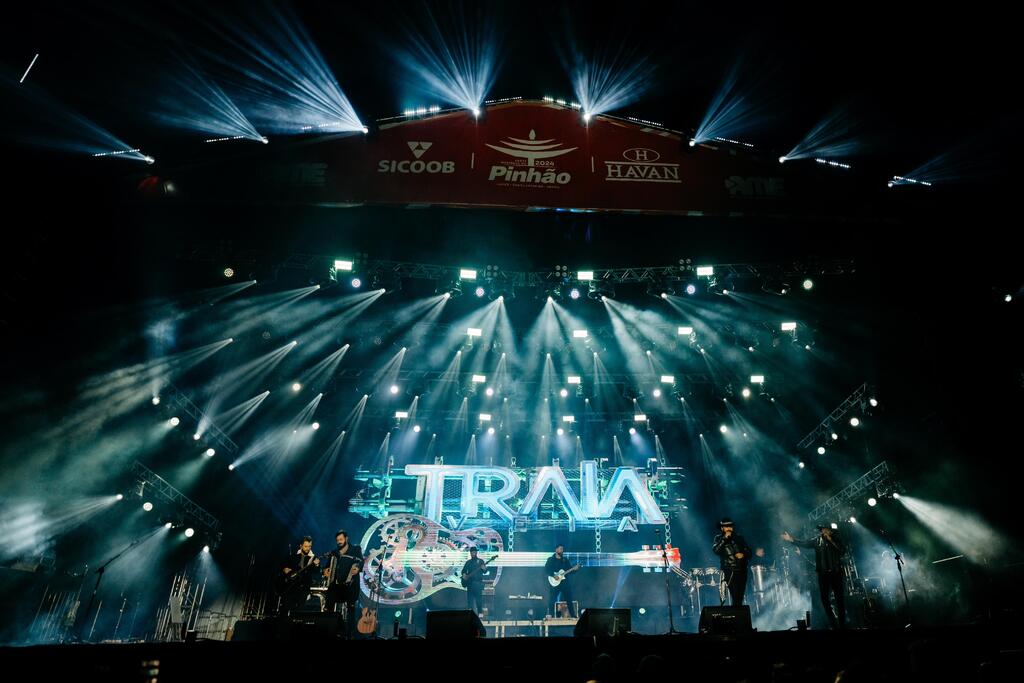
top-left (273, 552), bottom-right (329, 597)
top-left (357, 514), bottom-right (682, 606)
top-left (547, 564), bottom-right (582, 587)
top-left (461, 555), bottom-right (498, 587)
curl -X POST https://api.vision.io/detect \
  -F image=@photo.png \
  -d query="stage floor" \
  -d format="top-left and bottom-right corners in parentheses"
top-left (2, 624), bottom-right (1021, 682)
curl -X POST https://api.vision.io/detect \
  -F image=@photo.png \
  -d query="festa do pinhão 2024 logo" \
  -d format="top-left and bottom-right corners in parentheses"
top-left (486, 129), bottom-right (577, 186)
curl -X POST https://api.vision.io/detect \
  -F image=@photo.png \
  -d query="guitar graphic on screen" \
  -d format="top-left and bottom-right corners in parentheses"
top-left (358, 514), bottom-right (681, 606)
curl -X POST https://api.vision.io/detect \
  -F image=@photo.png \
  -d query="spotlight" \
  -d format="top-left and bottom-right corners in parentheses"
top-left (688, 139), bottom-right (696, 147)
top-left (818, 446), bottom-right (826, 455)
top-left (567, 375), bottom-right (581, 385)
top-left (696, 266), bottom-right (714, 277)
top-left (475, 286), bottom-right (485, 298)
top-left (831, 432), bottom-right (839, 440)
top-left (560, 388), bottom-right (569, 398)
top-left (639, 607), bottom-right (646, 615)
top-left (677, 326), bottom-right (694, 336)
top-left (578, 271), bottom-right (594, 281)
top-left (395, 411), bottom-right (409, 419)
top-left (893, 492), bottom-right (901, 500)
top-left (193, 433), bottom-right (201, 441)
top-left (485, 387), bottom-right (494, 397)
top-left (660, 375), bottom-right (674, 384)
top-left (848, 517), bottom-right (857, 524)
top-left (850, 417), bottom-right (860, 427)
top-left (830, 523), bottom-right (839, 529)
top-left (479, 413), bottom-right (492, 422)
top-left (868, 497), bottom-right (877, 507)
top-left (472, 108), bottom-right (481, 118)
top-left (583, 112), bottom-right (591, 123)
top-left (390, 385), bottom-right (400, 394)
top-left (1006, 294), bottom-right (1013, 303)
top-left (634, 414), bottom-right (647, 422)
top-left (652, 388), bottom-right (662, 398)
top-left (467, 327), bottom-right (483, 337)
top-left (116, 494), bottom-right (124, 501)
top-left (460, 268), bottom-right (478, 280)
top-left (803, 279), bottom-right (814, 290)
top-left (292, 382), bottom-right (302, 392)
top-left (143, 502), bottom-right (153, 512)
top-left (488, 427), bottom-right (496, 435)
top-left (661, 292), bottom-right (668, 299)
top-left (168, 417), bottom-right (180, 427)
top-left (781, 322), bottom-right (797, 331)
top-left (778, 156), bottom-right (787, 164)
top-left (798, 461), bottom-right (806, 469)
top-left (334, 260), bottom-right (354, 272)
top-left (413, 425), bottom-right (421, 433)
top-left (472, 374), bottom-right (487, 383)
top-left (203, 545), bottom-right (211, 553)
top-left (570, 288), bottom-right (581, 299)
top-left (228, 464), bottom-right (236, 471)
top-left (869, 398), bottom-right (878, 407)
top-left (224, 267), bottom-right (235, 279)
top-left (151, 396), bottom-right (161, 406)
top-left (751, 375), bottom-right (765, 384)
top-left (351, 278), bottom-right (362, 288)
top-left (741, 388), bottom-right (751, 398)
top-left (719, 425), bottom-right (728, 433)
top-left (165, 522), bottom-right (173, 529)
top-left (557, 428), bottom-right (564, 435)
top-left (183, 527), bottom-right (195, 538)
top-left (205, 448), bottom-right (215, 457)
top-left (748, 346), bottom-right (755, 352)
top-left (686, 284), bottom-right (697, 295)
top-left (629, 427), bottom-right (637, 435)
top-left (312, 422), bottom-right (320, 430)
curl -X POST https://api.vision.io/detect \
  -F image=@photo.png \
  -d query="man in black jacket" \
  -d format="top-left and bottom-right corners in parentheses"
top-left (712, 518), bottom-right (752, 606)
top-left (279, 536), bottom-right (320, 614)
top-left (325, 529), bottom-right (363, 638)
top-left (782, 526), bottom-right (846, 629)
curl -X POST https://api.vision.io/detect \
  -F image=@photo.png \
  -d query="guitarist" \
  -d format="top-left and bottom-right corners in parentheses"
top-left (460, 546), bottom-right (490, 616)
top-left (545, 544), bottom-right (577, 618)
top-left (279, 536), bottom-right (321, 614)
top-left (324, 529), bottom-right (363, 638)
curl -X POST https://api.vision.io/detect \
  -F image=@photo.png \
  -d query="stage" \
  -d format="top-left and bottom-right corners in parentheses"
top-left (1, 624), bottom-right (1020, 682)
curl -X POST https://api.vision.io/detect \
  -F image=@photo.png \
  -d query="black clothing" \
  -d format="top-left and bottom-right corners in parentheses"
top-left (712, 533), bottom-right (752, 570)
top-left (326, 544), bottom-right (363, 637)
top-left (713, 532), bottom-right (751, 606)
top-left (789, 533), bottom-right (847, 628)
top-left (279, 550), bottom-right (318, 614)
top-left (545, 554), bottom-right (575, 616)
top-left (461, 557), bottom-right (489, 615)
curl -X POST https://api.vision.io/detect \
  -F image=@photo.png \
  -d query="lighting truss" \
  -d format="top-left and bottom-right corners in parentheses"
top-left (805, 461), bottom-right (897, 528)
top-left (164, 384), bottom-right (239, 456)
top-left (796, 382), bottom-right (869, 450)
top-left (131, 461), bottom-right (220, 533)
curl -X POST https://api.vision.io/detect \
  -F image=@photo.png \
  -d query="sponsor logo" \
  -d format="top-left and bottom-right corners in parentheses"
top-left (604, 147), bottom-right (681, 184)
top-left (378, 141), bottom-right (455, 174)
top-left (486, 129), bottom-right (576, 186)
top-left (724, 176), bottom-right (785, 197)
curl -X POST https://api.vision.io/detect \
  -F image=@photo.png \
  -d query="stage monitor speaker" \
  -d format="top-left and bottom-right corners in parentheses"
top-left (573, 608), bottom-right (631, 637)
top-left (231, 618), bottom-right (278, 641)
top-left (698, 606), bottom-right (752, 635)
top-left (426, 610), bottom-right (485, 639)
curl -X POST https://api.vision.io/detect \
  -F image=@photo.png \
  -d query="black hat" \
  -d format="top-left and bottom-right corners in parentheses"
top-left (719, 518), bottom-right (735, 528)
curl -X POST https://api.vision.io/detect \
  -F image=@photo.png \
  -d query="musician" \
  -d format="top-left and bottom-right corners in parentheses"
top-left (325, 529), bottom-right (363, 637)
top-left (279, 536), bottom-right (320, 614)
top-left (712, 518), bottom-right (751, 606)
top-left (782, 526), bottom-right (846, 629)
top-left (460, 547), bottom-right (490, 616)
top-left (545, 544), bottom-right (576, 618)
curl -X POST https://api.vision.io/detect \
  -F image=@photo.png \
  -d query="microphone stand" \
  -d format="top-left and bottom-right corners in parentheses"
top-left (656, 527), bottom-right (678, 634)
top-left (879, 529), bottom-right (912, 627)
top-left (370, 544), bottom-right (387, 639)
top-left (75, 535), bottom-right (151, 642)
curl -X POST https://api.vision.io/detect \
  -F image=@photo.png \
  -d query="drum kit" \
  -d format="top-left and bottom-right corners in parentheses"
top-left (681, 563), bottom-right (788, 615)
